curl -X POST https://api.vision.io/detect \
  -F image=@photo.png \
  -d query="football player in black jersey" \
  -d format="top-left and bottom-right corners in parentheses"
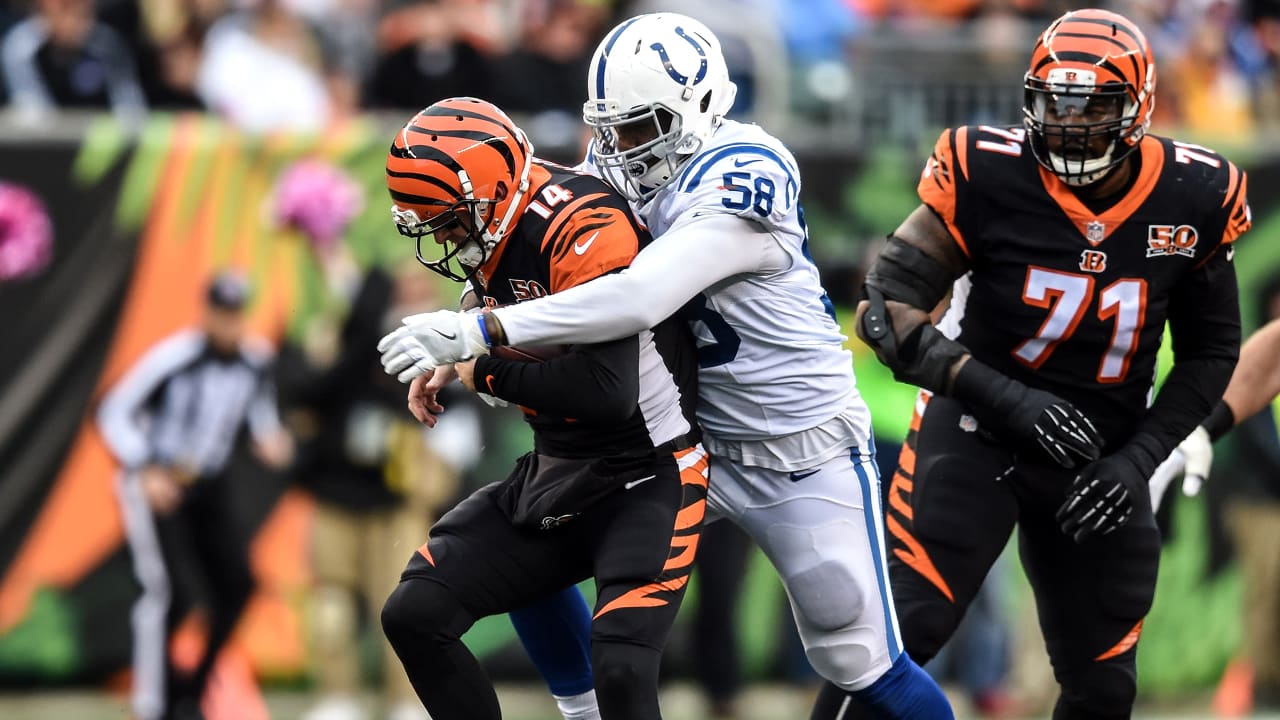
top-left (376, 98), bottom-right (706, 720)
top-left (852, 9), bottom-right (1246, 718)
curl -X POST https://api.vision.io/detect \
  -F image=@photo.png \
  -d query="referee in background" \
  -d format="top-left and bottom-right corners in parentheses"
top-left (99, 271), bottom-right (293, 720)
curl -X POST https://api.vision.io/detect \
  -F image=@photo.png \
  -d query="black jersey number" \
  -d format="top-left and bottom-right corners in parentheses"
top-left (1013, 267), bottom-right (1147, 383)
top-left (680, 293), bottom-right (741, 368)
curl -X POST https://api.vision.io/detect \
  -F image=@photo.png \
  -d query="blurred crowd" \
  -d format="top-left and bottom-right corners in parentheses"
top-left (0, 0), bottom-right (1278, 140)
top-left (25, 0), bottom-right (1280, 718)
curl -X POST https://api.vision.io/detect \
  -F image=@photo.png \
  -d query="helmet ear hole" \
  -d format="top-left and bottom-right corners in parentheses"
top-left (495, 182), bottom-right (509, 202)
top-left (700, 91), bottom-right (712, 113)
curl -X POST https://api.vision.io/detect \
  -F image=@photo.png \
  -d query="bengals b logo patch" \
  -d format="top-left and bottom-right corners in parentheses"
top-left (1079, 250), bottom-right (1107, 273)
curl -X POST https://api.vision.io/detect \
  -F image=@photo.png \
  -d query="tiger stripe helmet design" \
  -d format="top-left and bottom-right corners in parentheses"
top-left (1023, 9), bottom-right (1156, 186)
top-left (386, 97), bottom-right (534, 281)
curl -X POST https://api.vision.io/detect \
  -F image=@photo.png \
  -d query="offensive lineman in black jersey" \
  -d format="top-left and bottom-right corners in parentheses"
top-left (851, 9), bottom-right (1246, 718)
top-left (376, 98), bottom-right (705, 720)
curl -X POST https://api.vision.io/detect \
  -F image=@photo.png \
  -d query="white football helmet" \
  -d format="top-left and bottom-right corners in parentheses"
top-left (583, 13), bottom-right (737, 203)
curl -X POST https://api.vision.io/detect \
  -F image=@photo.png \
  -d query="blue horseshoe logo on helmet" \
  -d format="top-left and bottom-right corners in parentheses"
top-left (650, 27), bottom-right (708, 86)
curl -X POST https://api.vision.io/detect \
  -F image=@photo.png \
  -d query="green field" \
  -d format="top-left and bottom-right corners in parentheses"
top-left (0, 685), bottom-right (1271, 720)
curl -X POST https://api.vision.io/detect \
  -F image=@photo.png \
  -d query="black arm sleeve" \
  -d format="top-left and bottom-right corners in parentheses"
top-left (474, 335), bottom-right (640, 423)
top-left (1136, 248), bottom-right (1240, 464)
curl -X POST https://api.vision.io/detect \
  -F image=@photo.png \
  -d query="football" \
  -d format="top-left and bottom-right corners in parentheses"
top-left (489, 344), bottom-right (570, 363)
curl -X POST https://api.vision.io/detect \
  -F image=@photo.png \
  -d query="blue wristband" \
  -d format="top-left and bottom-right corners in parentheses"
top-left (476, 314), bottom-right (493, 347)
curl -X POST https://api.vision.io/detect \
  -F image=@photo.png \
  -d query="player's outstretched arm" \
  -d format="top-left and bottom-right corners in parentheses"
top-left (489, 213), bottom-right (782, 347)
top-left (1149, 316), bottom-right (1280, 506)
top-left (1222, 316), bottom-right (1280, 421)
top-left (377, 214), bottom-right (778, 377)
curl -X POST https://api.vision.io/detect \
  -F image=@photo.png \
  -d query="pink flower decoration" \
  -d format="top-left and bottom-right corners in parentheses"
top-left (0, 182), bottom-right (53, 282)
top-left (271, 159), bottom-right (365, 252)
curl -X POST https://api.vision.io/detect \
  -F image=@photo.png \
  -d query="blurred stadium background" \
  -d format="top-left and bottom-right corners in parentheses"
top-left (1, 0), bottom-right (1279, 718)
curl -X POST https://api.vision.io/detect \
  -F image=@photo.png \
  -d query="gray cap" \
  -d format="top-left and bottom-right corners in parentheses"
top-left (207, 271), bottom-right (251, 310)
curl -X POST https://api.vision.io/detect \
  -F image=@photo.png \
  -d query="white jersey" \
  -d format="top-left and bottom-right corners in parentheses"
top-left (634, 121), bottom-right (864, 438)
top-left (495, 120), bottom-right (871, 469)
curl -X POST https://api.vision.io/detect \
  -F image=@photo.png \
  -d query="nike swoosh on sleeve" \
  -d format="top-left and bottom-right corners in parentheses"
top-left (573, 231), bottom-right (600, 255)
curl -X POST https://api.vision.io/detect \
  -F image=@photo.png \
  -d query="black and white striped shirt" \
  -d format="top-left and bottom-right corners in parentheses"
top-left (98, 330), bottom-right (281, 479)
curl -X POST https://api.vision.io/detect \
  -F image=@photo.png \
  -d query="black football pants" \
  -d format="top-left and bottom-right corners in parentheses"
top-left (881, 395), bottom-right (1161, 719)
top-left (381, 446), bottom-right (708, 720)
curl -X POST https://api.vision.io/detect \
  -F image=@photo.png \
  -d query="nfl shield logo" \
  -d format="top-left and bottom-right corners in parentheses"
top-left (1086, 221), bottom-right (1106, 243)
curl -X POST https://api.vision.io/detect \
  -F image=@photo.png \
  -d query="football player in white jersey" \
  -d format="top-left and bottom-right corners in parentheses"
top-left (378, 13), bottom-right (953, 719)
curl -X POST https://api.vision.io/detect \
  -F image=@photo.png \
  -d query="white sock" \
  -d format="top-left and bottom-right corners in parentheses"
top-left (553, 690), bottom-right (601, 720)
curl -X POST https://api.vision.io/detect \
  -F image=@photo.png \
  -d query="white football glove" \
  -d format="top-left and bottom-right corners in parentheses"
top-left (377, 310), bottom-right (490, 384)
top-left (1147, 425), bottom-right (1213, 510)
top-left (1179, 425), bottom-right (1213, 497)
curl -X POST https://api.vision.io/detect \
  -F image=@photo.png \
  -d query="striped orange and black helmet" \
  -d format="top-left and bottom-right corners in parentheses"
top-left (1022, 9), bottom-right (1155, 186)
top-left (387, 97), bottom-right (534, 281)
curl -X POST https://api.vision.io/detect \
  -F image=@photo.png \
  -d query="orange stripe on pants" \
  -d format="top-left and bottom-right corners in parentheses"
top-left (595, 444), bottom-right (707, 619)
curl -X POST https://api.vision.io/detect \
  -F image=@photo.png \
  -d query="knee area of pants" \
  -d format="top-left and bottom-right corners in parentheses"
top-left (787, 560), bottom-right (864, 631)
top-left (804, 639), bottom-right (876, 689)
top-left (896, 601), bottom-right (959, 665)
top-left (380, 579), bottom-right (450, 643)
top-left (593, 657), bottom-right (642, 691)
top-left (1057, 663), bottom-right (1137, 717)
top-left (591, 644), bottom-right (658, 696)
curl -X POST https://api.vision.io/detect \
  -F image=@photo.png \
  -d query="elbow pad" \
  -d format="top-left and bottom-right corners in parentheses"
top-left (864, 235), bottom-right (956, 310)
top-left (860, 285), bottom-right (966, 392)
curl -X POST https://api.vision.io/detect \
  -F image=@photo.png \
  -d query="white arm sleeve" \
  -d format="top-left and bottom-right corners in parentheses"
top-left (97, 332), bottom-right (202, 468)
top-left (494, 213), bottom-right (786, 346)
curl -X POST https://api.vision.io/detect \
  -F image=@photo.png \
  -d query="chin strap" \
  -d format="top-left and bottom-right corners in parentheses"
top-left (483, 129), bottom-right (535, 250)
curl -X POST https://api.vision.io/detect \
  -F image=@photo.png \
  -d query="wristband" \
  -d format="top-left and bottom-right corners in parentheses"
top-left (1203, 400), bottom-right (1235, 442)
top-left (950, 357), bottom-right (1012, 407)
top-left (483, 312), bottom-right (507, 347)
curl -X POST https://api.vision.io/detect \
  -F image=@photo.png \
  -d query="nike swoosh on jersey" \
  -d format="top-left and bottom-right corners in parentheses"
top-left (733, 158), bottom-right (761, 167)
top-left (789, 469), bottom-right (820, 482)
top-left (574, 231), bottom-right (600, 255)
top-left (624, 474), bottom-right (656, 490)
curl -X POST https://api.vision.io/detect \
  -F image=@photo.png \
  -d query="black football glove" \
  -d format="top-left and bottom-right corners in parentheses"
top-left (951, 360), bottom-right (1103, 468)
top-left (1056, 449), bottom-right (1149, 543)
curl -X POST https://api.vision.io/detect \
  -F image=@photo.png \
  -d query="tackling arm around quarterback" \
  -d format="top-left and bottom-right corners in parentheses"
top-left (378, 212), bottom-right (783, 382)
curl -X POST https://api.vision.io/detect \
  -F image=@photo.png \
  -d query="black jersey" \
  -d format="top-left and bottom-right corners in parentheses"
top-left (920, 125), bottom-right (1247, 445)
top-left (471, 161), bottom-right (700, 457)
